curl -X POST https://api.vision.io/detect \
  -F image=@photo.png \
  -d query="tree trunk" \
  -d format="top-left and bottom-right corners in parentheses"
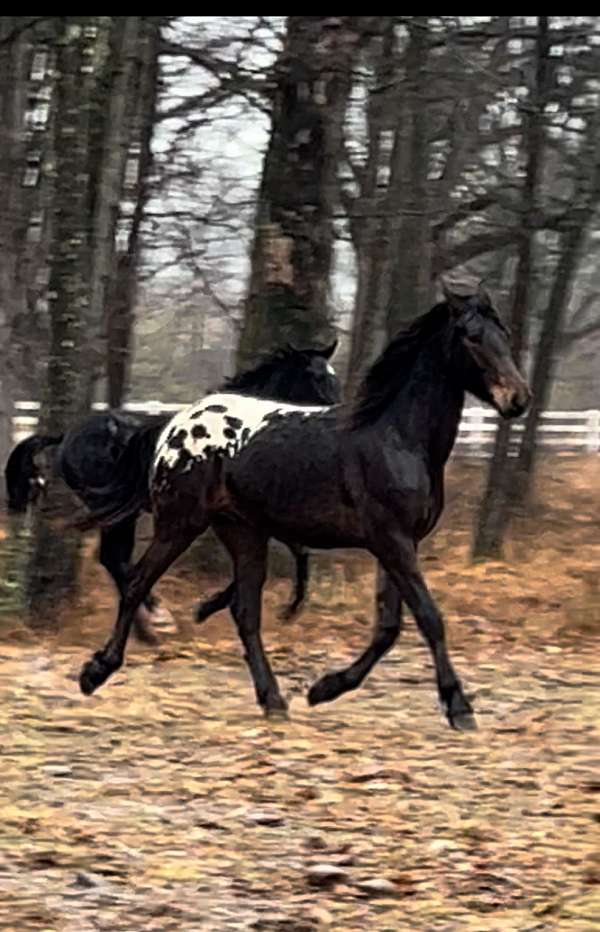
top-left (344, 18), bottom-right (395, 399)
top-left (346, 19), bottom-right (432, 397)
top-left (107, 17), bottom-right (161, 408)
top-left (84, 16), bottom-right (141, 404)
top-left (27, 18), bottom-right (97, 620)
top-left (472, 16), bottom-right (550, 560)
top-left (514, 220), bottom-right (594, 502)
top-left (471, 237), bottom-right (538, 559)
top-left (0, 19), bottom-right (30, 465)
top-left (387, 18), bottom-right (431, 333)
top-left (237, 16), bottom-right (360, 368)
top-left (0, 19), bottom-right (52, 617)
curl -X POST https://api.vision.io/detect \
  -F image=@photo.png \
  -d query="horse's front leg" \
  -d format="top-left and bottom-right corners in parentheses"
top-left (371, 531), bottom-right (475, 731)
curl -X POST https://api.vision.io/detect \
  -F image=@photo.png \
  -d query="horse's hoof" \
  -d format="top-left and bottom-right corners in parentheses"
top-left (307, 671), bottom-right (346, 706)
top-left (447, 692), bottom-right (477, 731)
top-left (450, 711), bottom-right (478, 732)
top-left (79, 656), bottom-right (108, 695)
top-left (276, 602), bottom-right (302, 623)
top-left (194, 603), bottom-right (210, 624)
top-left (265, 704), bottom-right (289, 721)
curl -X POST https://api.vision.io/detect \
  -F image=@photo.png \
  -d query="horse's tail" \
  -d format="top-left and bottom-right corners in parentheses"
top-left (73, 420), bottom-right (165, 530)
top-left (4, 433), bottom-right (63, 512)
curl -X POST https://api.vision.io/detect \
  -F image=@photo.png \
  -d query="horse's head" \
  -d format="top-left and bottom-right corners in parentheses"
top-left (229, 340), bottom-right (341, 406)
top-left (287, 340), bottom-right (341, 405)
top-left (443, 282), bottom-right (530, 419)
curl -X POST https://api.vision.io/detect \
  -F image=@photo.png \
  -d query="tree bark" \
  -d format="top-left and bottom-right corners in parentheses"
top-left (387, 18), bottom-right (431, 334)
top-left (344, 18), bottom-right (395, 400)
top-left (26, 18), bottom-right (97, 619)
top-left (472, 16), bottom-right (551, 560)
top-left (237, 16), bottom-right (360, 368)
top-left (107, 17), bottom-right (161, 408)
top-left (514, 218), bottom-right (596, 502)
top-left (0, 18), bottom-right (31, 467)
top-left (81, 16), bottom-right (140, 406)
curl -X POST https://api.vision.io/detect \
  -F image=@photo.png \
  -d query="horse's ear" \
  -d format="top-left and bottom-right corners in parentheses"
top-left (317, 339), bottom-right (338, 360)
top-left (440, 278), bottom-right (466, 315)
top-left (477, 280), bottom-right (492, 308)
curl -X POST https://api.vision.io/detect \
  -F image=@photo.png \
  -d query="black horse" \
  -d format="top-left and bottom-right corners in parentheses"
top-left (4, 343), bottom-right (340, 641)
top-left (79, 285), bottom-right (530, 730)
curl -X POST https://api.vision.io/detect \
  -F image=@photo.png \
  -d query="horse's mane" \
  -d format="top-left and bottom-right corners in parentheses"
top-left (351, 303), bottom-right (452, 428)
top-left (222, 347), bottom-right (308, 394)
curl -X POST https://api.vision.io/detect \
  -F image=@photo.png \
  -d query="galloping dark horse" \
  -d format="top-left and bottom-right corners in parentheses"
top-left (4, 343), bottom-right (340, 640)
top-left (79, 286), bottom-right (530, 730)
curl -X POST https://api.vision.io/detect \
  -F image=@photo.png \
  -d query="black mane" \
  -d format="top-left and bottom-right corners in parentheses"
top-left (222, 348), bottom-right (309, 394)
top-left (222, 345), bottom-right (339, 406)
top-left (351, 303), bottom-right (452, 428)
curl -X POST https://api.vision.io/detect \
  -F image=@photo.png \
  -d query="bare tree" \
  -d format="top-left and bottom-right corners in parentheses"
top-left (27, 18), bottom-right (100, 615)
top-left (473, 16), bottom-right (551, 559)
top-left (107, 17), bottom-right (162, 407)
top-left (474, 17), bottom-right (600, 556)
top-left (237, 17), bottom-right (360, 367)
top-left (84, 17), bottom-right (142, 404)
top-left (0, 18), bottom-right (47, 467)
top-left (342, 18), bottom-right (523, 397)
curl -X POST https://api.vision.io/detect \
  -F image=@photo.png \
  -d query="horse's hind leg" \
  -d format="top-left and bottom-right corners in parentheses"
top-left (196, 542), bottom-right (310, 626)
top-left (195, 581), bottom-right (236, 624)
top-left (277, 545), bottom-right (309, 622)
top-left (80, 523), bottom-right (200, 695)
top-left (308, 567), bottom-right (403, 705)
top-left (215, 522), bottom-right (287, 717)
top-left (99, 520), bottom-right (159, 645)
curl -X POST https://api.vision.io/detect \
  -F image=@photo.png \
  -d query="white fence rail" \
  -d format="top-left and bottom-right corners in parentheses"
top-left (457, 407), bottom-right (600, 456)
top-left (11, 401), bottom-right (600, 456)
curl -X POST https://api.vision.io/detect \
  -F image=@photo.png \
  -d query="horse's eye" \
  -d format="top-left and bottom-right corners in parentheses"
top-left (457, 313), bottom-right (483, 344)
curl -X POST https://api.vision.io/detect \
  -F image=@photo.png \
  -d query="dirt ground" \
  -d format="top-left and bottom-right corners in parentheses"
top-left (0, 457), bottom-right (598, 931)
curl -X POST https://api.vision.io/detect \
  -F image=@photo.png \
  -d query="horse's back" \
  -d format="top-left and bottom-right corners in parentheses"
top-left (152, 395), bottom-right (357, 545)
top-left (153, 393), bottom-right (330, 476)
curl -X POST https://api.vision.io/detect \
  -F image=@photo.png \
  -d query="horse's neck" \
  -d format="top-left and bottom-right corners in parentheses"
top-left (385, 342), bottom-right (464, 468)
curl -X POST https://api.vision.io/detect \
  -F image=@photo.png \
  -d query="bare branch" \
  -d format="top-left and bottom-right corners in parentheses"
top-left (561, 318), bottom-right (600, 348)
top-left (0, 17), bottom-right (52, 46)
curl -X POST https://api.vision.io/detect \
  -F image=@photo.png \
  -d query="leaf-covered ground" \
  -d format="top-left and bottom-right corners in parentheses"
top-left (1, 458), bottom-right (598, 931)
